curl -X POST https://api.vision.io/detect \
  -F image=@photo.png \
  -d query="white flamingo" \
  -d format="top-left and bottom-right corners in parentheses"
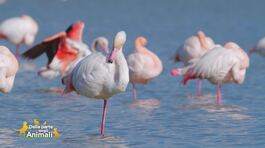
top-left (174, 42), bottom-right (249, 107)
top-left (62, 31), bottom-right (129, 136)
top-left (0, 15), bottom-right (38, 57)
top-left (171, 31), bottom-right (216, 96)
top-left (0, 46), bottom-right (19, 93)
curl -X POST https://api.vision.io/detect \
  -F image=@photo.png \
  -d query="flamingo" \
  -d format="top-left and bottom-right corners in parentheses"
top-left (0, 46), bottom-right (19, 93)
top-left (249, 37), bottom-right (265, 56)
top-left (174, 42), bottom-right (249, 107)
top-left (127, 36), bottom-right (162, 106)
top-left (22, 21), bottom-right (86, 79)
top-left (62, 31), bottom-right (129, 136)
top-left (171, 31), bottom-right (216, 96)
top-left (0, 15), bottom-right (38, 58)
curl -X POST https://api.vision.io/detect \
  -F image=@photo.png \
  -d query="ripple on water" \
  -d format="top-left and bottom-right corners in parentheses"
top-left (0, 128), bottom-right (17, 147)
top-left (63, 134), bottom-right (129, 148)
top-left (179, 94), bottom-right (251, 121)
top-left (129, 98), bottom-right (161, 109)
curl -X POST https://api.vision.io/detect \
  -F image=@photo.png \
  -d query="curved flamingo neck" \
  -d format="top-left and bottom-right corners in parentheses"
top-left (197, 31), bottom-right (207, 49)
top-left (113, 48), bottom-right (129, 89)
top-left (91, 39), bottom-right (109, 54)
top-left (135, 39), bottom-right (147, 52)
top-left (91, 40), bottom-right (98, 52)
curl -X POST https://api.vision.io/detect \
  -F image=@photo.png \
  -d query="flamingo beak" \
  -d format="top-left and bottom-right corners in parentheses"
top-left (107, 48), bottom-right (118, 63)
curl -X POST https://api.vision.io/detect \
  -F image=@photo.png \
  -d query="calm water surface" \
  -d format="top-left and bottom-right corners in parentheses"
top-left (0, 0), bottom-right (265, 147)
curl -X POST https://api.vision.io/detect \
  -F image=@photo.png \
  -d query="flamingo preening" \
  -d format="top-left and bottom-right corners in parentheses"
top-left (171, 31), bottom-right (216, 96)
top-left (173, 42), bottom-right (249, 107)
top-left (127, 36), bottom-right (162, 107)
top-left (62, 31), bottom-right (129, 136)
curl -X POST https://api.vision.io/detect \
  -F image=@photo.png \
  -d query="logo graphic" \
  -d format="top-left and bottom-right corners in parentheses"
top-left (18, 119), bottom-right (60, 138)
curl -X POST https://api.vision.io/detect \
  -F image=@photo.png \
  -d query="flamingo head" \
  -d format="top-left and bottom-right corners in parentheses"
top-left (66, 21), bottom-right (85, 41)
top-left (94, 37), bottom-right (109, 54)
top-left (108, 31), bottom-right (126, 63)
top-left (135, 36), bottom-right (148, 47)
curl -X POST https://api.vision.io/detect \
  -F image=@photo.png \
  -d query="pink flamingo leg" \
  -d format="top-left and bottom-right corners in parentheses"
top-left (198, 80), bottom-right (201, 96)
top-left (132, 83), bottom-right (137, 100)
top-left (217, 81), bottom-right (222, 107)
top-left (101, 98), bottom-right (107, 137)
top-left (15, 44), bottom-right (20, 59)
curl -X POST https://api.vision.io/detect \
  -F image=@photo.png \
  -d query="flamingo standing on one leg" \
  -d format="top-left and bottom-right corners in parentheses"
top-left (127, 36), bottom-right (162, 107)
top-left (62, 31), bottom-right (129, 136)
top-left (171, 31), bottom-right (216, 96)
top-left (0, 15), bottom-right (38, 58)
top-left (0, 46), bottom-right (19, 93)
top-left (249, 37), bottom-right (265, 56)
top-left (22, 21), bottom-right (87, 79)
top-left (174, 42), bottom-right (249, 107)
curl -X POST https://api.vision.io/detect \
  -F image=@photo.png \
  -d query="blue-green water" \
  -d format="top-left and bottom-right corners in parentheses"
top-left (0, 0), bottom-right (265, 147)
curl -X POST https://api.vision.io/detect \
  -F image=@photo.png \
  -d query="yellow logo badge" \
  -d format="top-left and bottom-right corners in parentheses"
top-left (18, 119), bottom-right (60, 138)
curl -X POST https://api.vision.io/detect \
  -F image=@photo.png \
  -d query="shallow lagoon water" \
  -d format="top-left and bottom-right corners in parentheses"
top-left (0, 0), bottom-right (265, 147)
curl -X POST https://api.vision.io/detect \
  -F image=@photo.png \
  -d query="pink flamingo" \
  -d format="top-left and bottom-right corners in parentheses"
top-left (0, 15), bottom-right (38, 58)
top-left (62, 31), bottom-right (129, 136)
top-left (127, 36), bottom-right (162, 107)
top-left (0, 46), bottom-right (19, 93)
top-left (22, 21), bottom-right (86, 79)
top-left (174, 42), bottom-right (249, 107)
top-left (171, 31), bottom-right (216, 96)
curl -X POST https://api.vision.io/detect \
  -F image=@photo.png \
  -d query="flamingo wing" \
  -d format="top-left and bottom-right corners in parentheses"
top-left (22, 33), bottom-right (66, 64)
top-left (128, 53), bottom-right (155, 80)
top-left (188, 47), bottom-right (240, 84)
top-left (72, 53), bottom-right (114, 98)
